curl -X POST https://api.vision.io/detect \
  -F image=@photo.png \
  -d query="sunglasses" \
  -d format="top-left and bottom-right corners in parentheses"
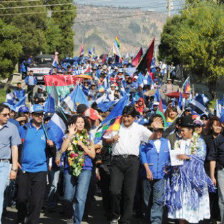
top-left (0, 113), bottom-right (10, 117)
top-left (201, 118), bottom-right (208, 121)
top-left (33, 113), bottom-right (44, 117)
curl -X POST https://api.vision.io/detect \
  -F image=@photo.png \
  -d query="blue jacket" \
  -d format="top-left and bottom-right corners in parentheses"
top-left (25, 75), bottom-right (37, 86)
top-left (140, 138), bottom-right (170, 179)
top-left (13, 89), bottom-right (25, 100)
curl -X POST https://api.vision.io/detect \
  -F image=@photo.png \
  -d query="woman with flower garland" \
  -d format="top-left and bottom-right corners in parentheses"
top-left (56, 115), bottom-right (95, 224)
top-left (165, 116), bottom-right (215, 224)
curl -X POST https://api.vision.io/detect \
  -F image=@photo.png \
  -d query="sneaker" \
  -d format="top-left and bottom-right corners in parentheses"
top-left (66, 218), bottom-right (73, 224)
top-left (110, 217), bottom-right (120, 224)
top-left (110, 220), bottom-right (118, 224)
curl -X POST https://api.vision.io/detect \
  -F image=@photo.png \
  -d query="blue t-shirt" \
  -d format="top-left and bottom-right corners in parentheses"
top-left (19, 122), bottom-right (50, 172)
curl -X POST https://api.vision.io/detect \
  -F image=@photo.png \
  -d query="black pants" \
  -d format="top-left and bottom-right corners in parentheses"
top-left (27, 85), bottom-right (34, 102)
top-left (99, 165), bottom-right (111, 218)
top-left (110, 156), bottom-right (140, 224)
top-left (17, 171), bottom-right (47, 224)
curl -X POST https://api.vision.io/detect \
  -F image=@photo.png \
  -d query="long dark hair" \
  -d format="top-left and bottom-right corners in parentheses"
top-left (66, 114), bottom-right (90, 133)
top-left (206, 116), bottom-right (222, 136)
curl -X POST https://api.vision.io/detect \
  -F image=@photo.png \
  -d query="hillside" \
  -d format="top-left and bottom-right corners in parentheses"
top-left (73, 4), bottom-right (167, 56)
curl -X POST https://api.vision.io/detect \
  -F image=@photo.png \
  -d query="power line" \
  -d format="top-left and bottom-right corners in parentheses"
top-left (0, 9), bottom-right (75, 16)
top-left (76, 2), bottom-right (185, 10)
top-left (75, 3), bottom-right (185, 15)
top-left (0, 0), bottom-right (40, 2)
top-left (75, 0), bottom-right (183, 8)
top-left (0, 3), bottom-right (73, 10)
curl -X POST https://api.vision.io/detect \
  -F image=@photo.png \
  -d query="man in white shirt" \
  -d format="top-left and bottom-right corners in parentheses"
top-left (104, 105), bottom-right (161, 224)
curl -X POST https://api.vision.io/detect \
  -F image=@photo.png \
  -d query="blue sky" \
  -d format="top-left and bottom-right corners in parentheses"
top-left (74, 0), bottom-right (185, 13)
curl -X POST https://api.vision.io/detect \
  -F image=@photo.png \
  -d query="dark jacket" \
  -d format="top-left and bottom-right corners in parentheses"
top-left (207, 134), bottom-right (224, 169)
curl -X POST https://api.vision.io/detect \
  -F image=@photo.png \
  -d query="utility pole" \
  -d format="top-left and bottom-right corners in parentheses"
top-left (167, 0), bottom-right (173, 17)
top-left (167, 0), bottom-right (171, 17)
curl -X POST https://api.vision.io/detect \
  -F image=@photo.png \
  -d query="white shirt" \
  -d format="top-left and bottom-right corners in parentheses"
top-left (154, 139), bottom-right (161, 153)
top-left (154, 139), bottom-right (171, 153)
top-left (104, 122), bottom-right (152, 156)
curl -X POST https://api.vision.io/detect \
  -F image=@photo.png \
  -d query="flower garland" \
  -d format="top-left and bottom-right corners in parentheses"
top-left (67, 129), bottom-right (90, 177)
top-left (174, 133), bottom-right (200, 155)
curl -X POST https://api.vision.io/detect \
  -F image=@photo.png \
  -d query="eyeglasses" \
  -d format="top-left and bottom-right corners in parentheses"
top-left (0, 113), bottom-right (10, 117)
top-left (33, 113), bottom-right (44, 117)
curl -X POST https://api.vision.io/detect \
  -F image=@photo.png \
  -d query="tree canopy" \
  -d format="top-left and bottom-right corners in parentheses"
top-left (159, 1), bottom-right (224, 86)
top-left (0, 0), bottom-right (76, 78)
top-left (0, 19), bottom-right (22, 78)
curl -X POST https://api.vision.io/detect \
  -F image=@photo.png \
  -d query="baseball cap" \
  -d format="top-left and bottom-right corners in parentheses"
top-left (84, 108), bottom-right (100, 120)
top-left (193, 119), bottom-right (204, 127)
top-left (18, 105), bottom-right (29, 113)
top-left (31, 104), bottom-right (44, 113)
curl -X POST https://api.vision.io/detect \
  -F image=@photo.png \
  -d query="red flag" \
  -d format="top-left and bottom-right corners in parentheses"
top-left (158, 97), bottom-right (164, 113)
top-left (137, 38), bottom-right (155, 73)
top-left (84, 66), bottom-right (90, 74)
top-left (102, 54), bottom-right (107, 64)
top-left (132, 47), bottom-right (143, 67)
top-left (80, 44), bottom-right (84, 56)
top-left (149, 72), bottom-right (154, 81)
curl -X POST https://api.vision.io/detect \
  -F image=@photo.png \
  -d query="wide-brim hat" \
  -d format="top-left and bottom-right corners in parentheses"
top-left (180, 115), bottom-right (194, 127)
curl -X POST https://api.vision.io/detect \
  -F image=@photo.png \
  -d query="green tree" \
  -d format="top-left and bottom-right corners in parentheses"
top-left (45, 0), bottom-right (76, 59)
top-left (0, 0), bottom-right (47, 58)
top-left (159, 1), bottom-right (224, 95)
top-left (0, 19), bottom-right (22, 78)
top-left (44, 18), bottom-right (63, 54)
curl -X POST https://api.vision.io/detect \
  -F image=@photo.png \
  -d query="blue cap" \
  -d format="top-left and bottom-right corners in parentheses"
top-left (18, 105), bottom-right (29, 113)
top-left (118, 68), bottom-right (123, 73)
top-left (31, 104), bottom-right (44, 113)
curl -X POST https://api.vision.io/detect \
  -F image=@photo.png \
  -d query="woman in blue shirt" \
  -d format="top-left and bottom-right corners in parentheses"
top-left (56, 115), bottom-right (95, 224)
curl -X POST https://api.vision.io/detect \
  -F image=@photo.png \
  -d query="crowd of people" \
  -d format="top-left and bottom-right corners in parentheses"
top-left (0, 54), bottom-right (223, 224)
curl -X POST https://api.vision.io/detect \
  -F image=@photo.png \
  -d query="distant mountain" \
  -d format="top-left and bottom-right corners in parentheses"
top-left (73, 4), bottom-right (168, 56)
top-left (74, 0), bottom-right (184, 11)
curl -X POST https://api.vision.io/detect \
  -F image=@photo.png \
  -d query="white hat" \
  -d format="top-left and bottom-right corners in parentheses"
top-left (153, 102), bottom-right (159, 106)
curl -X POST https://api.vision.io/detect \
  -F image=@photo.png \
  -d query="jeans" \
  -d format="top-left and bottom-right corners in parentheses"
top-left (217, 168), bottom-right (224, 223)
top-left (110, 156), bottom-right (140, 224)
top-left (143, 178), bottom-right (165, 224)
top-left (47, 167), bottom-right (60, 208)
top-left (0, 162), bottom-right (10, 224)
top-left (63, 169), bottom-right (92, 224)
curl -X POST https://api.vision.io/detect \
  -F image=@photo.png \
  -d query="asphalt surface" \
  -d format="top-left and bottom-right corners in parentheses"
top-left (2, 195), bottom-right (149, 224)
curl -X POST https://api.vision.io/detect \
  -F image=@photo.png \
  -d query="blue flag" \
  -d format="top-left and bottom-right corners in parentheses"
top-left (97, 101), bottom-right (116, 113)
top-left (137, 72), bottom-right (144, 85)
top-left (88, 48), bottom-right (92, 56)
top-left (14, 95), bottom-right (26, 112)
top-left (47, 111), bottom-right (67, 150)
top-left (44, 95), bottom-right (55, 113)
top-left (101, 94), bottom-right (129, 126)
top-left (63, 85), bottom-right (88, 111)
top-left (154, 88), bottom-right (161, 102)
top-left (178, 92), bottom-right (183, 110)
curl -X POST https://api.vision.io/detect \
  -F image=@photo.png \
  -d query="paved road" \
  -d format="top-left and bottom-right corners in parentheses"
top-left (2, 196), bottom-right (148, 224)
